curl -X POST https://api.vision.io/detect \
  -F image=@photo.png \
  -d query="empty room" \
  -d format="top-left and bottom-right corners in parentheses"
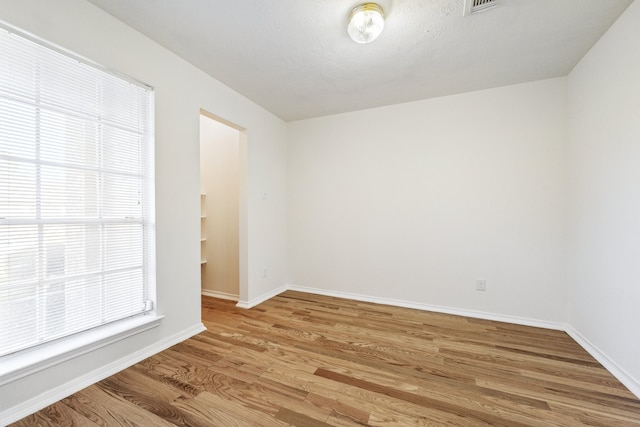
top-left (1, 0), bottom-right (639, 425)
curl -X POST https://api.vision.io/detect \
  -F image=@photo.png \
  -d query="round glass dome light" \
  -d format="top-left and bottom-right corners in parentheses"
top-left (348, 3), bottom-right (385, 44)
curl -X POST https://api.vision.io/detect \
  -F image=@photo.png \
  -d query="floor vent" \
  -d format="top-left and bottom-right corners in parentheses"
top-left (464, 0), bottom-right (500, 15)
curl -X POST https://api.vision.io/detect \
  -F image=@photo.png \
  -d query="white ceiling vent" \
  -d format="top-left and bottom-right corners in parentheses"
top-left (464, 0), bottom-right (500, 16)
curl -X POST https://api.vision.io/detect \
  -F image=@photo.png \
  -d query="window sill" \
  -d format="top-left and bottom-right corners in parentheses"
top-left (0, 314), bottom-right (163, 386)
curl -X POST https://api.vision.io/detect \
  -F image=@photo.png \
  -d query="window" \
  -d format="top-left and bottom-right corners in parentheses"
top-left (0, 26), bottom-right (155, 357)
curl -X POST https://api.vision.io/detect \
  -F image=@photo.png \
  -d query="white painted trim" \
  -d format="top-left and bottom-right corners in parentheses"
top-left (4, 284), bottom-right (638, 426)
top-left (287, 285), bottom-right (640, 399)
top-left (201, 289), bottom-right (239, 301)
top-left (287, 284), bottom-right (566, 331)
top-left (0, 315), bottom-right (164, 386)
top-left (236, 285), bottom-right (287, 309)
top-left (1, 322), bottom-right (206, 426)
top-left (565, 325), bottom-right (640, 399)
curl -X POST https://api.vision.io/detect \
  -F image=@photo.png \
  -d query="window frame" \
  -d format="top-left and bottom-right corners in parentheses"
top-left (0, 22), bottom-right (160, 383)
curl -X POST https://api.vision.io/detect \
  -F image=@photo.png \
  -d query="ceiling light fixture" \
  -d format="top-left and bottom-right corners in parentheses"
top-left (347, 3), bottom-right (385, 44)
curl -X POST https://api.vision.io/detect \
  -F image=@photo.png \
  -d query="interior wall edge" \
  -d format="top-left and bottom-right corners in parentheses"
top-left (236, 285), bottom-right (289, 309)
top-left (285, 284), bottom-right (565, 331)
top-left (284, 284), bottom-right (640, 399)
top-left (565, 325), bottom-right (640, 399)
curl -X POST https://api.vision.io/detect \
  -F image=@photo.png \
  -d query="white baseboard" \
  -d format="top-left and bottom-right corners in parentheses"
top-left (5, 284), bottom-right (639, 426)
top-left (287, 284), bottom-right (566, 331)
top-left (201, 289), bottom-right (239, 301)
top-left (287, 284), bottom-right (639, 400)
top-left (565, 325), bottom-right (640, 399)
top-left (236, 285), bottom-right (288, 309)
top-left (1, 323), bottom-right (206, 426)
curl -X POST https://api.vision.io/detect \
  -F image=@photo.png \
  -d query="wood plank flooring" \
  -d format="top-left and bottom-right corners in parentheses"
top-left (10, 291), bottom-right (640, 426)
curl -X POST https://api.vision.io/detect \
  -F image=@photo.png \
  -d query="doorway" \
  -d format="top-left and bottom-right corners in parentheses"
top-left (199, 111), bottom-right (244, 301)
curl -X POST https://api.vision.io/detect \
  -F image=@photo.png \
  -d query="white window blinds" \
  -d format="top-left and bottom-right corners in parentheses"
top-left (0, 27), bottom-right (155, 357)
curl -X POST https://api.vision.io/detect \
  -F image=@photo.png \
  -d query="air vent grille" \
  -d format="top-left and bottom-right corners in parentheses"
top-left (464, 0), bottom-right (499, 15)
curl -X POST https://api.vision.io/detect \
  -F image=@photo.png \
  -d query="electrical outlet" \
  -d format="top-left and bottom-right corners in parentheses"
top-left (262, 268), bottom-right (268, 278)
top-left (476, 279), bottom-right (486, 291)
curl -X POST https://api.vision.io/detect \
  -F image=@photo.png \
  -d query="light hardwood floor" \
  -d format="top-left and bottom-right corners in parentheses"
top-left (10, 291), bottom-right (640, 426)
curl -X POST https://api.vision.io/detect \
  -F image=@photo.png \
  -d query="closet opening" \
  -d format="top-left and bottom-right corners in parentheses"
top-left (199, 110), bottom-right (247, 303)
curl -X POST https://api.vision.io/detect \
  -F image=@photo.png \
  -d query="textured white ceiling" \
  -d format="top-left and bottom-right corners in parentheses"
top-left (87, 0), bottom-right (633, 121)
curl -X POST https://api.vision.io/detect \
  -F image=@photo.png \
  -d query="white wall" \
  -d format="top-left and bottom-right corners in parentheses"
top-left (0, 0), bottom-right (287, 418)
top-left (200, 115), bottom-right (240, 298)
top-left (288, 78), bottom-right (567, 324)
top-left (566, 0), bottom-right (640, 393)
top-left (2, 0), bottom-right (637, 420)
